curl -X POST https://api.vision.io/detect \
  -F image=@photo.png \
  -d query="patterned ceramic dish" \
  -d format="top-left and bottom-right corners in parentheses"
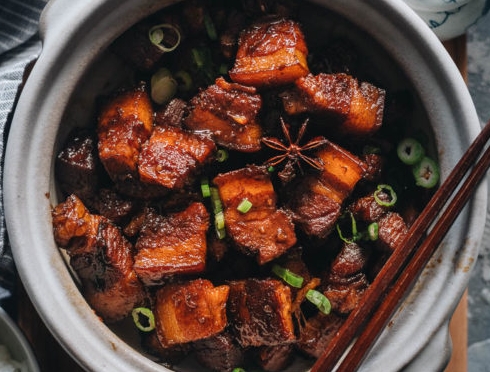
top-left (4, 0), bottom-right (487, 371)
top-left (403, 0), bottom-right (490, 40)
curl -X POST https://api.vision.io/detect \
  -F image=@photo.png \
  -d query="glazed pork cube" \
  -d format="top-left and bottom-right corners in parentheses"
top-left (193, 331), bottom-right (245, 372)
top-left (229, 17), bottom-right (309, 87)
top-left (290, 142), bottom-right (365, 238)
top-left (323, 242), bottom-right (370, 315)
top-left (154, 279), bottom-right (229, 347)
top-left (185, 77), bottom-right (263, 152)
top-left (52, 194), bottom-right (145, 323)
top-left (138, 125), bottom-right (216, 189)
top-left (55, 129), bottom-right (100, 206)
top-left (133, 202), bottom-right (209, 285)
top-left (227, 279), bottom-right (296, 347)
top-left (282, 73), bottom-right (385, 135)
top-left (213, 165), bottom-right (297, 264)
top-left (296, 312), bottom-right (345, 358)
top-left (97, 82), bottom-right (153, 182)
top-left (377, 212), bottom-right (409, 252)
top-left (255, 344), bottom-right (295, 372)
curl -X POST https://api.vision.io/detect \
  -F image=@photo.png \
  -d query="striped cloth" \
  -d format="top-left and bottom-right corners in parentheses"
top-left (0, 0), bottom-right (48, 297)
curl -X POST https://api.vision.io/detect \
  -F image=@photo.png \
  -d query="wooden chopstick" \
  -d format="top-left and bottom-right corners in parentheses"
top-left (311, 120), bottom-right (490, 372)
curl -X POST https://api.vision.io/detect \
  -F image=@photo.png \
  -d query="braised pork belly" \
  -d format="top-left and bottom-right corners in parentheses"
top-left (52, 2), bottom-right (437, 370)
top-left (52, 194), bottom-right (145, 323)
top-left (213, 165), bottom-right (297, 264)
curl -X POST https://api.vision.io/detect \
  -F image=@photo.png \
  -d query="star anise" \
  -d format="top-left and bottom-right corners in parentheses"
top-left (262, 117), bottom-right (327, 182)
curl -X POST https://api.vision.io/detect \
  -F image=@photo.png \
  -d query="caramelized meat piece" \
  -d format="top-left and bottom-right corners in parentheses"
top-left (255, 344), bottom-right (295, 372)
top-left (185, 77), bottom-right (263, 152)
top-left (323, 242), bottom-right (370, 315)
top-left (138, 125), bottom-right (216, 189)
top-left (52, 195), bottom-right (145, 322)
top-left (142, 332), bottom-right (191, 366)
top-left (56, 129), bottom-right (101, 206)
top-left (377, 212), bottom-right (409, 252)
top-left (97, 83), bottom-right (153, 182)
top-left (289, 176), bottom-right (342, 238)
top-left (154, 98), bottom-right (188, 128)
top-left (229, 17), bottom-right (309, 87)
top-left (134, 202), bottom-right (209, 285)
top-left (154, 279), bottom-right (229, 347)
top-left (296, 312), bottom-right (345, 358)
top-left (349, 192), bottom-right (392, 222)
top-left (193, 331), bottom-right (245, 372)
top-left (227, 278), bottom-right (295, 347)
top-left (290, 141), bottom-right (365, 238)
top-left (282, 73), bottom-right (385, 135)
top-left (213, 165), bottom-right (297, 264)
top-left (94, 188), bottom-right (141, 224)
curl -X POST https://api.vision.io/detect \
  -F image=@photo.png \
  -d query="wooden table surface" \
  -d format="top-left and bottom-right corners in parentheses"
top-left (8, 35), bottom-right (469, 372)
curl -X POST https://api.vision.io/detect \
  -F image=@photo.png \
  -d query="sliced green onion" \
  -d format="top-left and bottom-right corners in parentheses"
top-left (148, 23), bottom-right (181, 53)
top-left (210, 187), bottom-right (222, 213)
top-left (215, 211), bottom-right (225, 230)
top-left (272, 264), bottom-right (304, 288)
top-left (203, 11), bottom-right (217, 40)
top-left (132, 307), bottom-right (155, 332)
top-left (150, 68), bottom-right (177, 105)
top-left (201, 178), bottom-right (211, 198)
top-left (373, 184), bottom-right (397, 207)
top-left (412, 156), bottom-right (440, 189)
top-left (267, 165), bottom-right (275, 173)
top-left (397, 137), bottom-right (425, 165)
top-left (232, 368), bottom-right (246, 372)
top-left (366, 222), bottom-right (379, 241)
top-left (336, 212), bottom-right (359, 244)
top-left (216, 149), bottom-right (229, 162)
top-left (306, 289), bottom-right (331, 315)
top-left (237, 198), bottom-right (252, 214)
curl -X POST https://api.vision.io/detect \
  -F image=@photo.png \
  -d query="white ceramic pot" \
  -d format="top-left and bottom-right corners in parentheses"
top-left (3, 0), bottom-right (486, 371)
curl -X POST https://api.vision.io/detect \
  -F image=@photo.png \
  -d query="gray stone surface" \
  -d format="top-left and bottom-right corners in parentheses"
top-left (467, 10), bottom-right (490, 371)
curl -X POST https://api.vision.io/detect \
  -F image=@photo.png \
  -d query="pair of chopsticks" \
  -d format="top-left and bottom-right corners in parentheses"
top-left (311, 119), bottom-right (490, 372)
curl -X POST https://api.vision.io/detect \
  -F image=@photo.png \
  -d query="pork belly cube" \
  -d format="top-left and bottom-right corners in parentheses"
top-left (289, 176), bottom-right (341, 238)
top-left (377, 212), bottom-right (409, 252)
top-left (296, 312), bottom-right (345, 358)
top-left (193, 331), bottom-right (245, 372)
top-left (138, 125), bottom-right (216, 189)
top-left (154, 279), bottom-right (229, 347)
top-left (282, 73), bottom-right (385, 135)
top-left (52, 195), bottom-right (145, 323)
top-left (349, 191), bottom-right (393, 222)
top-left (134, 202), bottom-right (209, 285)
top-left (227, 279), bottom-right (296, 347)
top-left (290, 142), bottom-right (364, 237)
top-left (213, 165), bottom-right (297, 264)
top-left (255, 344), bottom-right (295, 372)
top-left (55, 129), bottom-right (100, 206)
top-left (323, 242), bottom-right (370, 315)
top-left (229, 18), bottom-right (309, 87)
top-left (185, 77), bottom-right (262, 152)
top-left (316, 140), bottom-right (366, 200)
top-left (97, 83), bottom-right (153, 182)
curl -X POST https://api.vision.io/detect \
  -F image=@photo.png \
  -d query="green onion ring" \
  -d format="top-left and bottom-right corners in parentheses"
top-left (131, 307), bottom-right (155, 332)
top-left (397, 137), bottom-right (425, 165)
top-left (373, 184), bottom-right (397, 207)
top-left (306, 289), bottom-right (331, 315)
top-left (367, 222), bottom-right (379, 241)
top-left (148, 23), bottom-right (181, 52)
top-left (216, 149), bottom-right (229, 162)
top-left (236, 198), bottom-right (252, 214)
top-left (412, 156), bottom-right (440, 189)
top-left (272, 264), bottom-right (304, 288)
